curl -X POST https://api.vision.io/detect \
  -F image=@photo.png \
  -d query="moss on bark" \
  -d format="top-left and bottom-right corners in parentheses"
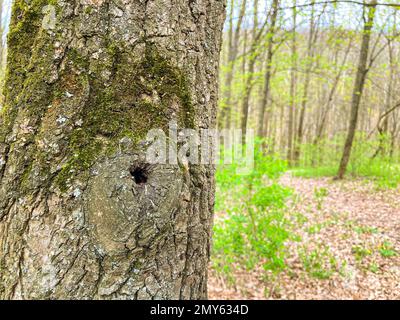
top-left (54, 43), bottom-right (194, 191)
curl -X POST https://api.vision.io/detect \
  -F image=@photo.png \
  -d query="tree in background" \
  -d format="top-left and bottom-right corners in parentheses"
top-left (337, 0), bottom-right (378, 179)
top-left (218, 0), bottom-right (400, 175)
top-left (257, 0), bottom-right (280, 138)
top-left (220, 0), bottom-right (247, 129)
top-left (287, 0), bottom-right (297, 165)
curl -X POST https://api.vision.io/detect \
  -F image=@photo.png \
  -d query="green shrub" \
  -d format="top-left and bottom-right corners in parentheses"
top-left (212, 140), bottom-right (295, 278)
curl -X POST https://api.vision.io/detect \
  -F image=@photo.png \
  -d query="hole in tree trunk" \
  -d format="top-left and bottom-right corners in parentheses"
top-left (129, 164), bottom-right (149, 185)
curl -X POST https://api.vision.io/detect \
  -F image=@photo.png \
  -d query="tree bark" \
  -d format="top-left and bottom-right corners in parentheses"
top-left (0, 0), bottom-right (225, 300)
top-left (336, 0), bottom-right (377, 179)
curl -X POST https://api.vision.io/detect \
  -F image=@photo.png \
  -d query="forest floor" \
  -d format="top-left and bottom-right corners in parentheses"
top-left (208, 173), bottom-right (400, 299)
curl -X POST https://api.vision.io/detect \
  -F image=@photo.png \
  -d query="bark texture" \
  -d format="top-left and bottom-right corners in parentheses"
top-left (0, 0), bottom-right (225, 299)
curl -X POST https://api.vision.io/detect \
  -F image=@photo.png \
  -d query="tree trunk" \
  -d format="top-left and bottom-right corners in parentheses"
top-left (257, 0), bottom-right (279, 138)
top-left (336, 0), bottom-right (377, 179)
top-left (0, 0), bottom-right (225, 300)
top-left (312, 35), bottom-right (352, 156)
top-left (287, 0), bottom-right (297, 166)
top-left (240, 3), bottom-right (260, 143)
top-left (372, 34), bottom-right (395, 159)
top-left (219, 0), bottom-right (246, 129)
top-left (389, 115), bottom-right (398, 159)
top-left (293, 0), bottom-right (321, 166)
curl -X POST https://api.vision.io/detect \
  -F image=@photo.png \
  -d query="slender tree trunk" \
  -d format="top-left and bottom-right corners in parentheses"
top-left (0, 0), bottom-right (225, 299)
top-left (253, 0), bottom-right (259, 39)
top-left (372, 34), bottom-right (396, 158)
top-left (372, 101), bottom-right (400, 159)
top-left (337, 0), bottom-right (377, 179)
top-left (313, 37), bottom-right (352, 152)
top-left (293, 0), bottom-right (320, 165)
top-left (219, 0), bottom-right (234, 129)
top-left (287, 0), bottom-right (297, 166)
top-left (311, 31), bottom-right (352, 167)
top-left (220, 0), bottom-right (247, 129)
top-left (240, 60), bottom-right (254, 143)
top-left (257, 0), bottom-right (279, 138)
top-left (389, 115), bottom-right (398, 158)
top-left (240, 1), bottom-right (260, 142)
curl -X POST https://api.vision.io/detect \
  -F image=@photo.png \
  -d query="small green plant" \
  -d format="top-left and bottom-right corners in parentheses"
top-left (306, 220), bottom-right (336, 234)
top-left (314, 187), bottom-right (329, 210)
top-left (299, 244), bottom-right (338, 280)
top-left (352, 245), bottom-right (372, 262)
top-left (307, 223), bottom-right (323, 234)
top-left (379, 241), bottom-right (397, 258)
top-left (368, 262), bottom-right (379, 273)
top-left (294, 212), bottom-right (308, 226)
top-left (354, 225), bottom-right (379, 235)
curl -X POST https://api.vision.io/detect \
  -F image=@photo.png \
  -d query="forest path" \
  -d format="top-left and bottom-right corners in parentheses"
top-left (209, 174), bottom-right (400, 299)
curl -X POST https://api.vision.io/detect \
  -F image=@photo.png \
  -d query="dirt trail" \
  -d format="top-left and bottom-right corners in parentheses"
top-left (208, 174), bottom-right (400, 299)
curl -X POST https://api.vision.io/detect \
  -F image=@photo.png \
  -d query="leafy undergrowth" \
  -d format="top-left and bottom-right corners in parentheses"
top-left (210, 155), bottom-right (400, 299)
top-left (292, 161), bottom-right (400, 189)
top-left (212, 143), bottom-right (293, 280)
top-left (292, 134), bottom-right (400, 189)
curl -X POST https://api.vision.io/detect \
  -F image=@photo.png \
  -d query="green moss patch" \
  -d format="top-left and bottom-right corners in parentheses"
top-left (54, 43), bottom-right (194, 191)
